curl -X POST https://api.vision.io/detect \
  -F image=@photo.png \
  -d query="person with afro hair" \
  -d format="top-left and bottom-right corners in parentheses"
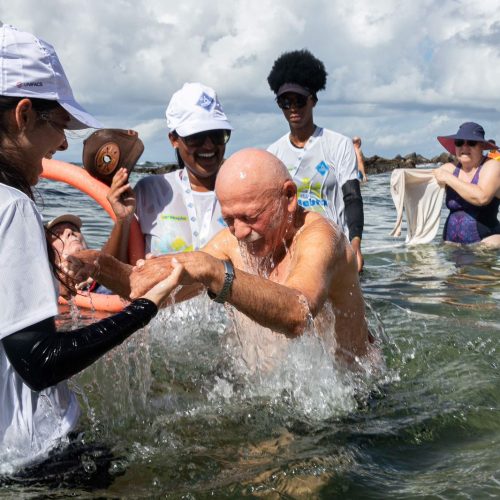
top-left (267, 49), bottom-right (364, 272)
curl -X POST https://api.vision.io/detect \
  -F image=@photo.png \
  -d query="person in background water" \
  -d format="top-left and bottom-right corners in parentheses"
top-left (434, 122), bottom-right (500, 247)
top-left (352, 136), bottom-right (368, 182)
top-left (0, 23), bottom-right (182, 482)
top-left (487, 138), bottom-right (500, 161)
top-left (108, 82), bottom-right (233, 263)
top-left (267, 49), bottom-right (365, 272)
top-left (45, 214), bottom-right (113, 295)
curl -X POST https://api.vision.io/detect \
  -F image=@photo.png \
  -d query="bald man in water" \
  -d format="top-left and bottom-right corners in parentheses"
top-left (67, 149), bottom-right (371, 368)
top-left (125, 148), bottom-right (371, 366)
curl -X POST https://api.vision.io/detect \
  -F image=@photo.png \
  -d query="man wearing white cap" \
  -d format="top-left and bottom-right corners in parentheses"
top-left (109, 82), bottom-right (233, 262)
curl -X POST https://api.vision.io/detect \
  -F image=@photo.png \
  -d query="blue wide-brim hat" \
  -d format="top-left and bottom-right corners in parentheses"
top-left (437, 122), bottom-right (497, 155)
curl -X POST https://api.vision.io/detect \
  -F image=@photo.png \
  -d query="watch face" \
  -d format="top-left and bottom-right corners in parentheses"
top-left (95, 142), bottom-right (120, 175)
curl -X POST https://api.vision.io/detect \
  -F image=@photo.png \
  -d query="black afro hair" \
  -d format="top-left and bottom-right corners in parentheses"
top-left (267, 49), bottom-right (327, 95)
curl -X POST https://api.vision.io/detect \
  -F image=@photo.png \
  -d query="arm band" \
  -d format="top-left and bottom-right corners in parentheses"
top-left (342, 179), bottom-right (364, 241)
top-left (1, 298), bottom-right (158, 392)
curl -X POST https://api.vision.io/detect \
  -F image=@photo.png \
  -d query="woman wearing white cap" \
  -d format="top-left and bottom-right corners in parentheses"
top-left (111, 82), bottom-right (233, 261)
top-left (0, 24), bottom-right (182, 480)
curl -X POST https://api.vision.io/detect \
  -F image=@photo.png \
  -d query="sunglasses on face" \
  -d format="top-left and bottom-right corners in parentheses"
top-left (39, 111), bottom-right (69, 133)
top-left (178, 129), bottom-right (231, 148)
top-left (276, 94), bottom-right (310, 110)
top-left (454, 139), bottom-right (478, 147)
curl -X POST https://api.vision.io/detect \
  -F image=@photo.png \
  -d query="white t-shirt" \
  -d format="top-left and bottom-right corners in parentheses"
top-left (134, 169), bottom-right (226, 254)
top-left (0, 184), bottom-right (79, 473)
top-left (268, 127), bottom-right (358, 237)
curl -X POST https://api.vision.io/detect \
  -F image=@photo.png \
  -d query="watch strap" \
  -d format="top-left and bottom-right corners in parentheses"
top-left (207, 260), bottom-right (234, 303)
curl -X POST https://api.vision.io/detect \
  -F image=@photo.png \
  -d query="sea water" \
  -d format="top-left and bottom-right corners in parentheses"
top-left (1, 168), bottom-right (498, 498)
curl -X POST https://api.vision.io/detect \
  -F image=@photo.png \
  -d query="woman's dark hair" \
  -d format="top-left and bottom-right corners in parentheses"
top-left (169, 131), bottom-right (185, 168)
top-left (0, 96), bottom-right (64, 284)
top-left (44, 226), bottom-right (79, 295)
top-left (0, 96), bottom-right (61, 200)
top-left (267, 49), bottom-right (327, 99)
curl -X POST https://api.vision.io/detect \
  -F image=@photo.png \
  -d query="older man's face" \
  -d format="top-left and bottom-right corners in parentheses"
top-left (220, 188), bottom-right (286, 257)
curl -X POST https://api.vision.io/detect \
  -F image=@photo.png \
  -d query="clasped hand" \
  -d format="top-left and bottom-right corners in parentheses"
top-left (433, 166), bottom-right (450, 187)
top-left (129, 252), bottom-right (209, 299)
top-left (60, 249), bottom-right (100, 290)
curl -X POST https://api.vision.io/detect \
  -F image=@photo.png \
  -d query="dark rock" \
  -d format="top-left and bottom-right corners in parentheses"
top-left (363, 151), bottom-right (453, 174)
top-left (364, 154), bottom-right (420, 174)
top-left (133, 152), bottom-right (456, 177)
top-left (429, 152), bottom-right (455, 165)
top-left (134, 162), bottom-right (179, 174)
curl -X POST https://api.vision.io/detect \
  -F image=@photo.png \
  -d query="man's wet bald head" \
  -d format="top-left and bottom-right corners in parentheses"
top-left (216, 148), bottom-right (292, 199)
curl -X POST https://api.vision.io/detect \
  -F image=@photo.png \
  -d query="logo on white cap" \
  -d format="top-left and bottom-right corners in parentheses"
top-left (16, 81), bottom-right (43, 88)
top-left (196, 92), bottom-right (215, 110)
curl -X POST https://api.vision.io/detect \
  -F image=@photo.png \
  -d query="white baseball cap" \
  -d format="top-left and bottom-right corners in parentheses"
top-left (166, 82), bottom-right (233, 136)
top-left (0, 23), bottom-right (102, 130)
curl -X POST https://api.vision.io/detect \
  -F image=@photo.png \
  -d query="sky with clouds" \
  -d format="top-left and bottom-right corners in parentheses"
top-left (3, 0), bottom-right (500, 163)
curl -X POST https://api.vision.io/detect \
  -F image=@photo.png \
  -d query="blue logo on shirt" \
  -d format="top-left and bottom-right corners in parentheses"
top-left (197, 92), bottom-right (215, 110)
top-left (299, 198), bottom-right (328, 208)
top-left (316, 161), bottom-right (329, 176)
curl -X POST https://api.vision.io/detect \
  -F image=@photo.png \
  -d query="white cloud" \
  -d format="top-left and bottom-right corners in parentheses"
top-left (2, 0), bottom-right (500, 162)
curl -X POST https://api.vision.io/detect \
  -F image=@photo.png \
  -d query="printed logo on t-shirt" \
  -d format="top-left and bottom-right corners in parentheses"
top-left (315, 161), bottom-right (329, 176)
top-left (197, 92), bottom-right (215, 111)
top-left (296, 177), bottom-right (328, 212)
top-left (152, 235), bottom-right (194, 255)
top-left (298, 194), bottom-right (328, 210)
top-left (160, 214), bottom-right (189, 222)
top-left (296, 178), bottom-right (322, 199)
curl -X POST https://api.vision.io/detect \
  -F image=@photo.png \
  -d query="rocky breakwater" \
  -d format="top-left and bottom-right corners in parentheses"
top-left (133, 153), bottom-right (456, 176)
top-left (134, 161), bottom-right (179, 174)
top-left (364, 152), bottom-right (454, 174)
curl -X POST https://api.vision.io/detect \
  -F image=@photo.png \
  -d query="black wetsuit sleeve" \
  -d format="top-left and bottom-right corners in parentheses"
top-left (342, 179), bottom-right (364, 241)
top-left (1, 298), bottom-right (157, 392)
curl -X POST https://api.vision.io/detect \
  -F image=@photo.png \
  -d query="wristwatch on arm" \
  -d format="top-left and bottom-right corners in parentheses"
top-left (207, 260), bottom-right (234, 303)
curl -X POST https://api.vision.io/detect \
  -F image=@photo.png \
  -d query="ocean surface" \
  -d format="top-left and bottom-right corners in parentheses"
top-left (2, 167), bottom-right (499, 499)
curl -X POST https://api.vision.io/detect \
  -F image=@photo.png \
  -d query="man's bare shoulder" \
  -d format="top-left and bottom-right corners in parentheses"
top-left (292, 211), bottom-right (347, 263)
top-left (203, 227), bottom-right (237, 259)
top-left (298, 211), bottom-right (343, 242)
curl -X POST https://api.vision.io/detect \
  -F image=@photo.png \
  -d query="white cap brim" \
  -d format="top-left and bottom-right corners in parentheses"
top-left (175, 118), bottom-right (233, 137)
top-left (60, 99), bottom-right (102, 130)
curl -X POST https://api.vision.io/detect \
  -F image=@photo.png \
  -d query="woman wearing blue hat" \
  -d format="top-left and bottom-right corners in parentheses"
top-left (434, 122), bottom-right (500, 246)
